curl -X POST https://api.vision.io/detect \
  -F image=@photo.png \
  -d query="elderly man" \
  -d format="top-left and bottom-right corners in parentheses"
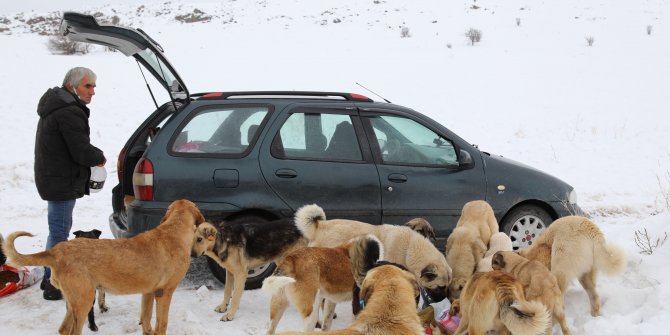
top-left (34, 67), bottom-right (106, 300)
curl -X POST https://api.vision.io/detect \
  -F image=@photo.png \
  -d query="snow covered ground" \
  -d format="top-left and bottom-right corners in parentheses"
top-left (0, 0), bottom-right (668, 334)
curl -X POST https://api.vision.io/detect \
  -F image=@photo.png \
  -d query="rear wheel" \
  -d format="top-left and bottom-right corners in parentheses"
top-left (500, 205), bottom-right (553, 251)
top-left (205, 214), bottom-right (278, 290)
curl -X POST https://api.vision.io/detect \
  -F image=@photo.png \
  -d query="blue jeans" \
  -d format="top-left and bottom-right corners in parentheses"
top-left (44, 200), bottom-right (76, 279)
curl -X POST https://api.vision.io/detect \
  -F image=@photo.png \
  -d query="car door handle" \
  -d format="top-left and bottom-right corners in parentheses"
top-left (275, 169), bottom-right (298, 178)
top-left (388, 173), bottom-right (407, 183)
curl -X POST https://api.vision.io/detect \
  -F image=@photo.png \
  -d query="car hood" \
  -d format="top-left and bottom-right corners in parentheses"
top-left (482, 151), bottom-right (574, 204)
top-left (59, 12), bottom-right (189, 101)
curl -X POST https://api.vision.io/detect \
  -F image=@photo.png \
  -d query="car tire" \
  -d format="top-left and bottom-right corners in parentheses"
top-left (205, 214), bottom-right (278, 290)
top-left (500, 204), bottom-right (553, 251)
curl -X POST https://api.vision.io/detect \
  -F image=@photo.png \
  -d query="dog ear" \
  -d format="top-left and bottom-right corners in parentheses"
top-left (191, 204), bottom-right (206, 226)
top-left (92, 229), bottom-right (102, 238)
top-left (406, 218), bottom-right (436, 241)
top-left (491, 251), bottom-right (505, 270)
top-left (72, 230), bottom-right (83, 237)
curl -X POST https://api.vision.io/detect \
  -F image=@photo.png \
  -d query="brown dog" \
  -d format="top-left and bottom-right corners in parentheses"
top-left (295, 204), bottom-right (451, 303)
top-left (454, 270), bottom-right (551, 335)
top-left (445, 200), bottom-right (499, 301)
top-left (517, 215), bottom-right (626, 316)
top-left (2, 199), bottom-right (205, 335)
top-left (261, 235), bottom-right (382, 334)
top-left (192, 219), bottom-right (307, 321)
top-left (493, 251), bottom-right (572, 335)
top-left (276, 264), bottom-right (424, 335)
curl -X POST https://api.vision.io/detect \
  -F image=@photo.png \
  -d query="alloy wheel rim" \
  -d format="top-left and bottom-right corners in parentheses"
top-left (247, 263), bottom-right (272, 278)
top-left (509, 214), bottom-right (546, 250)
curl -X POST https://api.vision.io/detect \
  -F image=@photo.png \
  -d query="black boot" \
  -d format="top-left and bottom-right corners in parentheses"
top-left (42, 278), bottom-right (63, 300)
top-left (40, 276), bottom-right (48, 290)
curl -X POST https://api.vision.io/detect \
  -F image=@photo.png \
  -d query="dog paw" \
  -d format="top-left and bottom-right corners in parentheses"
top-left (214, 304), bottom-right (228, 313)
top-left (100, 305), bottom-right (109, 313)
top-left (219, 313), bottom-right (235, 322)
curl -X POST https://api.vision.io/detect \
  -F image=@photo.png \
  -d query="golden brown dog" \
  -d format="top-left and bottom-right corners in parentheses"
top-left (454, 270), bottom-right (551, 335)
top-left (477, 232), bottom-right (513, 272)
top-left (2, 199), bottom-right (205, 335)
top-left (445, 200), bottom-right (499, 301)
top-left (276, 264), bottom-right (424, 335)
top-left (517, 215), bottom-right (626, 316)
top-left (192, 219), bottom-right (307, 321)
top-left (493, 251), bottom-right (571, 335)
top-left (295, 204), bottom-right (451, 302)
top-left (261, 235), bottom-right (382, 334)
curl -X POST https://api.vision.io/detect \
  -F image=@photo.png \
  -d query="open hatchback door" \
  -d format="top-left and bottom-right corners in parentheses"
top-left (60, 12), bottom-right (189, 101)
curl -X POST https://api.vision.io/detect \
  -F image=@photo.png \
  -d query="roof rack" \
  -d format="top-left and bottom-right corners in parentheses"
top-left (195, 91), bottom-right (374, 102)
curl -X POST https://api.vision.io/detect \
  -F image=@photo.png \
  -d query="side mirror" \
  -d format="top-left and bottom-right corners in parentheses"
top-left (458, 149), bottom-right (474, 170)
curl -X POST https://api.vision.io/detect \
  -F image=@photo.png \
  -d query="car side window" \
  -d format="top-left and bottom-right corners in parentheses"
top-left (172, 106), bottom-right (268, 154)
top-left (272, 113), bottom-right (362, 161)
top-left (368, 115), bottom-right (458, 166)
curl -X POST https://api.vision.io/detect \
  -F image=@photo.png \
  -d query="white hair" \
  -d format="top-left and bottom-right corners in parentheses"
top-left (62, 67), bottom-right (96, 88)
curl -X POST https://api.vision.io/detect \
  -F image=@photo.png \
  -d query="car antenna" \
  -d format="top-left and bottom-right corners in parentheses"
top-left (136, 60), bottom-right (159, 109)
top-left (356, 82), bottom-right (391, 103)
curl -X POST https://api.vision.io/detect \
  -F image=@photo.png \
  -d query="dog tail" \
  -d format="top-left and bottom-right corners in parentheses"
top-left (497, 283), bottom-right (551, 335)
top-left (348, 234), bottom-right (384, 287)
top-left (594, 237), bottom-right (626, 276)
top-left (294, 204), bottom-right (326, 241)
top-left (261, 275), bottom-right (296, 296)
top-left (2, 231), bottom-right (56, 268)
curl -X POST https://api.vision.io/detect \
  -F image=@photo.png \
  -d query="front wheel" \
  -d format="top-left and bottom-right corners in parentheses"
top-left (500, 205), bottom-right (553, 251)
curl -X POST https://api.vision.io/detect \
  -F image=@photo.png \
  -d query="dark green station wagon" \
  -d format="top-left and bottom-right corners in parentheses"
top-left (61, 12), bottom-right (581, 288)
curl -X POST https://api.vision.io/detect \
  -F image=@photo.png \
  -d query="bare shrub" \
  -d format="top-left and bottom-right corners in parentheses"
top-left (647, 25), bottom-right (653, 35)
top-left (400, 26), bottom-right (410, 38)
top-left (47, 36), bottom-right (90, 55)
top-left (585, 36), bottom-right (595, 46)
top-left (446, 43), bottom-right (452, 49)
top-left (634, 228), bottom-right (667, 255)
top-left (516, 18), bottom-right (521, 26)
top-left (465, 28), bottom-right (482, 45)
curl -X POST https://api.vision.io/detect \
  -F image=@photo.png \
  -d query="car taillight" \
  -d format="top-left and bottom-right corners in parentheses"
top-left (117, 147), bottom-right (126, 183)
top-left (133, 158), bottom-right (154, 201)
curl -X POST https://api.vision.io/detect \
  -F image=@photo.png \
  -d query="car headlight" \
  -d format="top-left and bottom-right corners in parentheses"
top-left (568, 189), bottom-right (578, 204)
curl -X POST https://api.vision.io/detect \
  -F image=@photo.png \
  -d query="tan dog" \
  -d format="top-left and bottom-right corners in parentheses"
top-left (262, 235), bottom-right (383, 334)
top-left (295, 204), bottom-right (451, 302)
top-left (517, 216), bottom-right (626, 316)
top-left (454, 270), bottom-right (551, 335)
top-left (2, 199), bottom-right (205, 335)
top-left (192, 219), bottom-right (307, 321)
top-left (445, 200), bottom-right (499, 300)
top-left (493, 251), bottom-right (571, 335)
top-left (477, 232), bottom-right (513, 272)
top-left (276, 264), bottom-right (424, 335)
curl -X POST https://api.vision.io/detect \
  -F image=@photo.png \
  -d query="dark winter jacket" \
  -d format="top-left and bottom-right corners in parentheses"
top-left (34, 87), bottom-right (105, 201)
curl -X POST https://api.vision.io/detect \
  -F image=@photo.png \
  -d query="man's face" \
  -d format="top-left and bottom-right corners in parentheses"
top-left (68, 75), bottom-right (96, 105)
